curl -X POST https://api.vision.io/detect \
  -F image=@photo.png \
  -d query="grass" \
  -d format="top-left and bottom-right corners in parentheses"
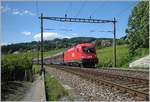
top-left (96, 45), bottom-right (128, 67)
top-left (44, 72), bottom-right (68, 101)
top-left (43, 48), bottom-right (65, 57)
top-left (96, 45), bottom-right (149, 68)
top-left (131, 48), bottom-right (149, 61)
top-left (32, 65), bottom-right (40, 74)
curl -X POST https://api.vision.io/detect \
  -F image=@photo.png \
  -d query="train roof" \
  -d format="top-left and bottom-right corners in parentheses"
top-left (65, 43), bottom-right (95, 52)
top-left (76, 43), bottom-right (95, 47)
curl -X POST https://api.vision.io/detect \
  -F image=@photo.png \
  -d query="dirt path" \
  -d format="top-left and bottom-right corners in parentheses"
top-left (21, 74), bottom-right (46, 101)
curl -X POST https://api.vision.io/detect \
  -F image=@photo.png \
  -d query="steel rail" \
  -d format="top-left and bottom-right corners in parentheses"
top-left (46, 65), bottom-right (149, 100)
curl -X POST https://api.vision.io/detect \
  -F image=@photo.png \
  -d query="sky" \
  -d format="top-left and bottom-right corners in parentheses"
top-left (1, 0), bottom-right (138, 45)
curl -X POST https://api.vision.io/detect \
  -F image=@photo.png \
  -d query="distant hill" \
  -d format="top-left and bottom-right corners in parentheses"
top-left (2, 37), bottom-right (126, 54)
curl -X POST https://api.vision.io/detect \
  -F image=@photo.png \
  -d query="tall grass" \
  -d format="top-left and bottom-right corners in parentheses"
top-left (96, 45), bottom-right (149, 68)
top-left (96, 45), bottom-right (128, 67)
top-left (131, 48), bottom-right (149, 61)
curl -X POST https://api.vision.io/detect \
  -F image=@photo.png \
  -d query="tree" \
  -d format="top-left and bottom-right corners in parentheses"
top-left (126, 1), bottom-right (149, 55)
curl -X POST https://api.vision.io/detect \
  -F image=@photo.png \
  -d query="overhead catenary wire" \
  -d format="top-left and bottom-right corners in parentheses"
top-left (75, 0), bottom-right (86, 17)
top-left (115, 2), bottom-right (138, 18)
top-left (65, 2), bottom-right (72, 17)
top-left (89, 29), bottom-right (113, 33)
top-left (64, 2), bottom-right (73, 32)
top-left (89, 2), bottom-right (106, 18)
top-left (35, 0), bottom-right (41, 26)
top-left (65, 2), bottom-right (71, 16)
top-left (44, 28), bottom-right (73, 32)
top-left (35, 0), bottom-right (41, 35)
top-left (35, 0), bottom-right (39, 17)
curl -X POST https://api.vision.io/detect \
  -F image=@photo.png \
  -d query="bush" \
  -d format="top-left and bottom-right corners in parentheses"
top-left (1, 54), bottom-right (33, 82)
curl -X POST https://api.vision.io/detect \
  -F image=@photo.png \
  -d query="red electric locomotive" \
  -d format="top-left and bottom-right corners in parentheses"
top-left (64, 43), bottom-right (98, 67)
top-left (39, 43), bottom-right (98, 68)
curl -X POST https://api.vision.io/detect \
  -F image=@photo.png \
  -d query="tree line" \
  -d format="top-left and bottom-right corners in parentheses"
top-left (2, 37), bottom-right (126, 54)
top-left (126, 1), bottom-right (149, 57)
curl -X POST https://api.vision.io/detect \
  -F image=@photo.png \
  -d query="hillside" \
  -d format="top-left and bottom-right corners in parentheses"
top-left (2, 37), bottom-right (125, 54)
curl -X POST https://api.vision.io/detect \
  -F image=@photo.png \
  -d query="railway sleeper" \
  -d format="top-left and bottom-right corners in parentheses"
top-left (131, 85), bottom-right (149, 89)
top-left (52, 66), bottom-right (149, 101)
top-left (137, 88), bottom-right (149, 91)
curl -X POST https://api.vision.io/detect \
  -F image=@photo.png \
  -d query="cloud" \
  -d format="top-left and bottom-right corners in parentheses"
top-left (33, 32), bottom-right (73, 41)
top-left (12, 9), bottom-right (35, 16)
top-left (1, 42), bottom-right (11, 46)
top-left (22, 31), bottom-right (32, 36)
top-left (0, 5), bottom-right (11, 13)
top-left (1, 5), bottom-right (35, 16)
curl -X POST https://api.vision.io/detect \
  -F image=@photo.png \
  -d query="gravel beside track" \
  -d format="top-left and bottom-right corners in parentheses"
top-left (45, 66), bottom-right (147, 101)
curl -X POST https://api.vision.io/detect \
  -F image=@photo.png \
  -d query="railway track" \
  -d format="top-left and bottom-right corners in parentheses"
top-left (46, 65), bottom-right (149, 101)
top-left (94, 68), bottom-right (149, 79)
top-left (81, 67), bottom-right (149, 80)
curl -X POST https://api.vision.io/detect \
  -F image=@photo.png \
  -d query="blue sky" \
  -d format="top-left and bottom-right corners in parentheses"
top-left (1, 1), bottom-right (138, 45)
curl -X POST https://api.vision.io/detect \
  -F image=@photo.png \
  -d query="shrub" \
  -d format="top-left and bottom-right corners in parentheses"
top-left (1, 54), bottom-right (33, 82)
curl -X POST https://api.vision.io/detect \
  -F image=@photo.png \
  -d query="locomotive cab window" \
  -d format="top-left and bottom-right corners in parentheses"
top-left (82, 46), bottom-right (95, 54)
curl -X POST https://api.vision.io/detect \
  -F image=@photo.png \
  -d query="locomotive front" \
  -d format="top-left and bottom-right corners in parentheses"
top-left (80, 43), bottom-right (98, 67)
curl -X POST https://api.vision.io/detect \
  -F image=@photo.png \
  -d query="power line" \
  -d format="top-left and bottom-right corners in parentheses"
top-left (35, 0), bottom-right (40, 25)
top-left (35, 0), bottom-right (39, 17)
top-left (65, 2), bottom-right (73, 30)
top-left (65, 2), bottom-right (70, 16)
top-left (75, 1), bottom-right (86, 17)
top-left (35, 0), bottom-right (41, 33)
top-left (115, 2), bottom-right (138, 18)
top-left (44, 28), bottom-right (73, 32)
top-left (89, 2), bottom-right (106, 17)
top-left (65, 2), bottom-right (72, 17)
top-left (89, 30), bottom-right (113, 33)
